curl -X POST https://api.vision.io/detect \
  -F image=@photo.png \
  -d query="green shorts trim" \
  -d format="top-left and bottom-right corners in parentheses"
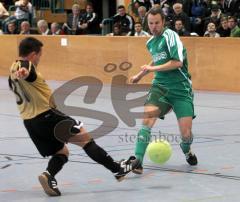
top-left (145, 81), bottom-right (195, 119)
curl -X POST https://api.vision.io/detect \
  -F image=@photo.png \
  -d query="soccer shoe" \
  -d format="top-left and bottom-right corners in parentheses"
top-left (132, 163), bottom-right (143, 174)
top-left (120, 156), bottom-right (143, 175)
top-left (185, 151), bottom-right (198, 166)
top-left (127, 156), bottom-right (143, 174)
top-left (114, 156), bottom-right (140, 182)
top-left (38, 171), bottom-right (61, 196)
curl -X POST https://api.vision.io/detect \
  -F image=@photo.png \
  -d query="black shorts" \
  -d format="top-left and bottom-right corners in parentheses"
top-left (23, 109), bottom-right (74, 157)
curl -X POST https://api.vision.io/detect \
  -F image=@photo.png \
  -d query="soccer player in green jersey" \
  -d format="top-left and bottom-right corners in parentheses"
top-left (130, 7), bottom-right (198, 174)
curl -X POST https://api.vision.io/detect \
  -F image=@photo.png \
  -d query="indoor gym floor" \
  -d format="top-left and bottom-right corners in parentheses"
top-left (1, 76), bottom-right (240, 202)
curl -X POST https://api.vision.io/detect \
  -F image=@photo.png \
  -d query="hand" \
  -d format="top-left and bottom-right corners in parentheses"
top-left (15, 67), bottom-right (29, 79)
top-left (79, 23), bottom-right (88, 29)
top-left (82, 23), bottom-right (88, 29)
top-left (130, 75), bottom-right (141, 84)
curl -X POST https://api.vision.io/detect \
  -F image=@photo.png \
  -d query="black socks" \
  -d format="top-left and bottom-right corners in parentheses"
top-left (47, 154), bottom-right (68, 177)
top-left (83, 139), bottom-right (120, 173)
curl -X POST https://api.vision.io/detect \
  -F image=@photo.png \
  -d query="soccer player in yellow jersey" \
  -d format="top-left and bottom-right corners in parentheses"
top-left (9, 37), bottom-right (139, 196)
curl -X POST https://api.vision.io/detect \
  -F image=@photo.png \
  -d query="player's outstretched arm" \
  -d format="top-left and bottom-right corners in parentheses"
top-left (130, 61), bottom-right (153, 83)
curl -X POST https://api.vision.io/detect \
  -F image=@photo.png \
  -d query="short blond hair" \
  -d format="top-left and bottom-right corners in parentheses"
top-left (72, 4), bottom-right (80, 10)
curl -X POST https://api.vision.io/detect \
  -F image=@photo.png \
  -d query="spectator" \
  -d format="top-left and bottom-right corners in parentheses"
top-left (112, 5), bottom-right (135, 36)
top-left (51, 22), bottom-right (63, 35)
top-left (137, 6), bottom-right (148, 32)
top-left (107, 23), bottom-right (122, 36)
top-left (204, 22), bottom-right (220, 37)
top-left (14, 0), bottom-right (32, 21)
top-left (228, 16), bottom-right (240, 37)
top-left (37, 19), bottom-right (51, 35)
top-left (62, 4), bottom-right (81, 35)
top-left (171, 2), bottom-right (191, 32)
top-left (20, 20), bottom-right (38, 34)
top-left (78, 3), bottom-right (99, 34)
top-left (174, 19), bottom-right (191, 36)
top-left (129, 0), bottom-right (142, 20)
top-left (4, 21), bottom-right (19, 34)
top-left (2, 0), bottom-right (32, 32)
top-left (217, 16), bottom-right (230, 37)
top-left (203, 4), bottom-right (222, 33)
top-left (132, 22), bottom-right (150, 36)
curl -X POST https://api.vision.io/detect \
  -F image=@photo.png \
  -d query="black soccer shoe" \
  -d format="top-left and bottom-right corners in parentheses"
top-left (38, 171), bottom-right (61, 196)
top-left (132, 163), bottom-right (143, 174)
top-left (114, 156), bottom-right (140, 182)
top-left (125, 156), bottom-right (143, 174)
top-left (185, 151), bottom-right (198, 166)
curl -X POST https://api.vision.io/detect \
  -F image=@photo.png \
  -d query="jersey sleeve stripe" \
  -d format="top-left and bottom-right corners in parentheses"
top-left (173, 32), bottom-right (184, 62)
top-left (163, 32), bottom-right (170, 53)
top-left (146, 36), bottom-right (154, 46)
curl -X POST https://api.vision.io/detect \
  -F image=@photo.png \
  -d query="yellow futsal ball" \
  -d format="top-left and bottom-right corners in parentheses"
top-left (146, 139), bottom-right (172, 164)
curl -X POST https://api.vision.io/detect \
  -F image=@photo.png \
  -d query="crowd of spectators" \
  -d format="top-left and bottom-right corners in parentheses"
top-left (0, 0), bottom-right (239, 37)
top-left (125, 0), bottom-right (240, 37)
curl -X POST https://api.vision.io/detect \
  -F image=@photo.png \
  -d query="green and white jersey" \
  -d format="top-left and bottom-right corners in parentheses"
top-left (146, 28), bottom-right (191, 85)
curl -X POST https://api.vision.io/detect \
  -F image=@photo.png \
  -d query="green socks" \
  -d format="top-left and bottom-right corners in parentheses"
top-left (135, 125), bottom-right (151, 164)
top-left (180, 134), bottom-right (193, 154)
top-left (135, 127), bottom-right (194, 162)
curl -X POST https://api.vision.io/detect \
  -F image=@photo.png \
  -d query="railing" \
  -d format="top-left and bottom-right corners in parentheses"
top-left (101, 18), bottom-right (113, 35)
top-left (32, 0), bottom-right (64, 13)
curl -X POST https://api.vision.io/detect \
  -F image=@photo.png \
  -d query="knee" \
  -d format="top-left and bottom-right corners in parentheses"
top-left (57, 145), bottom-right (70, 157)
top-left (142, 116), bottom-right (156, 128)
top-left (80, 136), bottom-right (92, 147)
top-left (142, 118), bottom-right (152, 128)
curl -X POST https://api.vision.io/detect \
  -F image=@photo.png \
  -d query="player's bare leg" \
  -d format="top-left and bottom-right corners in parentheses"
top-left (178, 117), bottom-right (198, 165)
top-left (55, 119), bottom-right (140, 182)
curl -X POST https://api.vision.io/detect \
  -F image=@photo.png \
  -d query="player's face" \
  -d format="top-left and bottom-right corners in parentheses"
top-left (31, 49), bottom-right (42, 66)
top-left (148, 13), bottom-right (165, 36)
